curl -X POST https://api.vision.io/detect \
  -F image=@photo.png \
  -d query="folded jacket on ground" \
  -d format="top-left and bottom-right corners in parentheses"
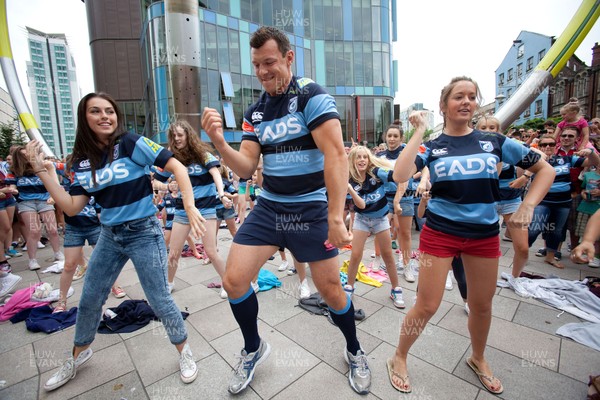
top-left (23, 305), bottom-right (77, 333)
top-left (97, 299), bottom-right (189, 334)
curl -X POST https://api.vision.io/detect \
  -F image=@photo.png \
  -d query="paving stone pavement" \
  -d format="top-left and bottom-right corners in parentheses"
top-left (0, 226), bottom-right (598, 399)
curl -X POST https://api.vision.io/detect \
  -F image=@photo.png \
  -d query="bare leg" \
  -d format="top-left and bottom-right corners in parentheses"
top-left (391, 253), bottom-right (450, 386)
top-left (346, 229), bottom-right (369, 287)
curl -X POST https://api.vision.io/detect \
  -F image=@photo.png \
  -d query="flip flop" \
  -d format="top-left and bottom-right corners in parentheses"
top-left (466, 358), bottom-right (503, 394)
top-left (544, 259), bottom-right (564, 269)
top-left (386, 358), bottom-right (411, 393)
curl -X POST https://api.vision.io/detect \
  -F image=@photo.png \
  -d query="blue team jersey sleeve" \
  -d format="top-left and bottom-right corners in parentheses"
top-left (123, 133), bottom-right (173, 170)
top-left (414, 145), bottom-right (432, 172)
top-left (500, 137), bottom-right (540, 169)
top-left (204, 153), bottom-right (220, 170)
top-left (242, 105), bottom-right (260, 144)
top-left (301, 81), bottom-right (340, 131)
top-left (154, 167), bottom-right (172, 183)
top-left (375, 167), bottom-right (394, 183)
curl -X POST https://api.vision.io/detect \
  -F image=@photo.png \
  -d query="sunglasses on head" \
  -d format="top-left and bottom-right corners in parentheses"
top-left (561, 134), bottom-right (576, 138)
top-left (539, 142), bottom-right (555, 147)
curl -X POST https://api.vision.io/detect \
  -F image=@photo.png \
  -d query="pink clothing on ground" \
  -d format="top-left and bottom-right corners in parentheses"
top-left (0, 283), bottom-right (51, 322)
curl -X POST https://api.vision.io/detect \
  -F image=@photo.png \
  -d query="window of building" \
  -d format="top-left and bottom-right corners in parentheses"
top-left (517, 63), bottom-right (523, 78)
top-left (517, 43), bottom-right (524, 58)
top-left (222, 100), bottom-right (236, 128)
top-left (499, 73), bottom-right (504, 86)
top-left (535, 100), bottom-right (542, 114)
top-left (508, 68), bottom-right (513, 82)
top-left (524, 109), bottom-right (530, 118)
top-left (527, 56), bottom-right (533, 72)
top-left (507, 88), bottom-right (513, 98)
top-left (538, 49), bottom-right (545, 62)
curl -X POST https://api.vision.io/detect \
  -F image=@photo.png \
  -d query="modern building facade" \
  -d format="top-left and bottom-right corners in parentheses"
top-left (26, 27), bottom-right (80, 158)
top-left (0, 87), bottom-right (18, 127)
top-left (134, 0), bottom-right (397, 144)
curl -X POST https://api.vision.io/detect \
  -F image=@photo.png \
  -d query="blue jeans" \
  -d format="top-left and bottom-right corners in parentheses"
top-left (74, 216), bottom-right (187, 346)
top-left (528, 204), bottom-right (570, 252)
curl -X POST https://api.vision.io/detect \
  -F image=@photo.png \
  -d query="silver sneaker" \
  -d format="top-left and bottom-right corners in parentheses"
top-left (344, 348), bottom-right (371, 394)
top-left (179, 343), bottom-right (198, 383)
top-left (228, 339), bottom-right (271, 394)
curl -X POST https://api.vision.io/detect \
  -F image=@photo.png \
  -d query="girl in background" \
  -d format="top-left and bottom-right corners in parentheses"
top-left (155, 120), bottom-right (232, 298)
top-left (345, 146), bottom-right (405, 309)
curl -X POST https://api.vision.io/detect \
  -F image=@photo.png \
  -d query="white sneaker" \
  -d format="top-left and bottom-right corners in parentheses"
top-left (408, 258), bottom-right (420, 276)
top-left (220, 288), bottom-right (228, 299)
top-left (179, 343), bottom-right (198, 383)
top-left (167, 281), bottom-right (174, 294)
top-left (299, 279), bottom-right (310, 299)
top-left (251, 281), bottom-right (260, 293)
top-left (74, 348), bottom-right (93, 368)
top-left (589, 257), bottom-right (600, 268)
top-left (37, 241), bottom-right (46, 249)
top-left (390, 287), bottom-right (405, 309)
top-left (29, 259), bottom-right (41, 271)
top-left (44, 348), bottom-right (93, 391)
top-left (54, 251), bottom-right (64, 261)
top-left (370, 260), bottom-right (380, 272)
top-left (445, 272), bottom-right (453, 290)
top-left (464, 302), bottom-right (470, 315)
top-left (278, 260), bottom-right (289, 272)
top-left (395, 261), bottom-right (404, 273)
top-left (403, 264), bottom-right (415, 283)
top-left (0, 273), bottom-right (22, 297)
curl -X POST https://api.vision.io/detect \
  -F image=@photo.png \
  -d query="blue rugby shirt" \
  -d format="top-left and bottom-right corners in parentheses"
top-left (69, 132), bottom-right (172, 226)
top-left (241, 76), bottom-right (339, 203)
top-left (539, 154), bottom-right (584, 206)
top-left (154, 153), bottom-right (220, 211)
top-left (350, 167), bottom-right (393, 218)
top-left (415, 130), bottom-right (540, 238)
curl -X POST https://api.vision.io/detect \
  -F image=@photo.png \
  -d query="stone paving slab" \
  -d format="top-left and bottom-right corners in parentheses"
top-left (38, 342), bottom-right (135, 400)
top-left (124, 321), bottom-right (213, 386)
top-left (71, 371), bottom-right (148, 400)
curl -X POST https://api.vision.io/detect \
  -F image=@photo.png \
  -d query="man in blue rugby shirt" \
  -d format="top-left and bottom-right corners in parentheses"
top-left (202, 26), bottom-right (371, 395)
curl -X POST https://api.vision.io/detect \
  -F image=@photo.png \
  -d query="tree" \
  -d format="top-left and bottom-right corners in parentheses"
top-left (0, 119), bottom-right (27, 159)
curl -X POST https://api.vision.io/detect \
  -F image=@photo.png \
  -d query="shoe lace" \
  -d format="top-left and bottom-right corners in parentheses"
top-left (56, 358), bottom-right (74, 380)
top-left (232, 353), bottom-right (252, 380)
top-left (350, 352), bottom-right (370, 378)
top-left (180, 349), bottom-right (195, 371)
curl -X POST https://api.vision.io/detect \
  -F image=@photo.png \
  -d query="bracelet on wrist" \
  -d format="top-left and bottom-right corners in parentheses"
top-left (34, 168), bottom-right (48, 174)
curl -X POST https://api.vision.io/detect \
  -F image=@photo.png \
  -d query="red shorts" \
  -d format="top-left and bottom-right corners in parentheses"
top-left (418, 224), bottom-right (501, 258)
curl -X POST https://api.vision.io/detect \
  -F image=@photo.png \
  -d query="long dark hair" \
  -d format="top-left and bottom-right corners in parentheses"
top-left (70, 92), bottom-right (125, 185)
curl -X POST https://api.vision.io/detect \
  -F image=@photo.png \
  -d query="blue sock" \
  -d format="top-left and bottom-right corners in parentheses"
top-left (329, 294), bottom-right (361, 355)
top-left (229, 287), bottom-right (260, 353)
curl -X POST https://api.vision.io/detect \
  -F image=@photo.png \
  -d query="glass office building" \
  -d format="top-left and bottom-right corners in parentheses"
top-left (26, 27), bottom-right (79, 158)
top-left (142, 0), bottom-right (396, 145)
